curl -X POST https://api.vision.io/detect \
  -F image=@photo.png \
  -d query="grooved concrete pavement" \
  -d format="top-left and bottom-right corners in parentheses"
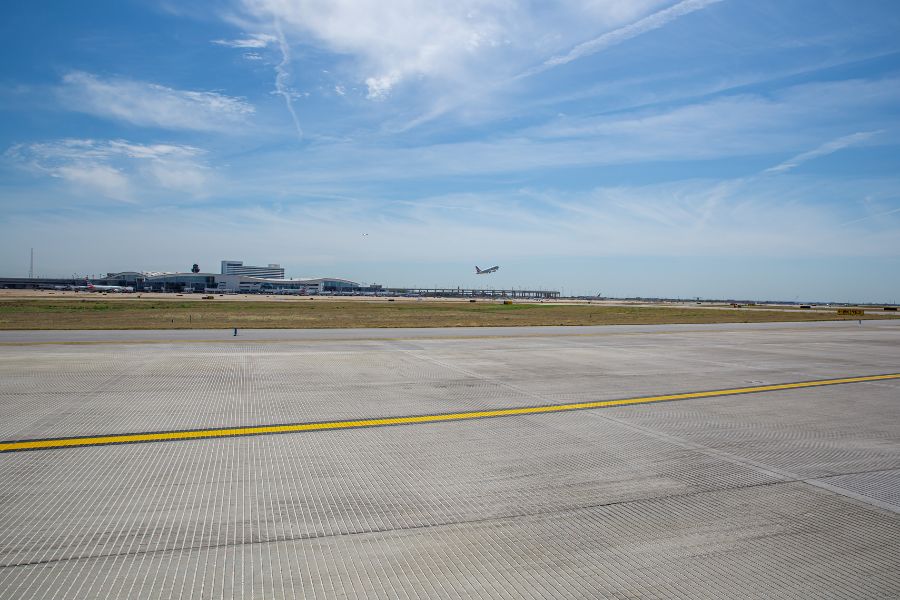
top-left (1, 321), bottom-right (899, 598)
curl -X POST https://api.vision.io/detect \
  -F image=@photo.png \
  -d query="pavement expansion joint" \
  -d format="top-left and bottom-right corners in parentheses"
top-left (0, 474), bottom-right (841, 572)
top-left (585, 409), bottom-right (900, 515)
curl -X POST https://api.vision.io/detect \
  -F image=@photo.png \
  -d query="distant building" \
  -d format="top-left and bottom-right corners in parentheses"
top-left (136, 272), bottom-right (358, 294)
top-left (220, 260), bottom-right (285, 279)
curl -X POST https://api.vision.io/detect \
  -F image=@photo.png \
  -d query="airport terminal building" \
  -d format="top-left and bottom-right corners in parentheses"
top-left (136, 272), bottom-right (358, 294)
top-left (90, 260), bottom-right (353, 294)
top-left (1, 258), bottom-right (559, 298)
top-left (220, 261), bottom-right (285, 279)
top-left (120, 260), bottom-right (356, 294)
top-left (0, 259), bottom-right (359, 295)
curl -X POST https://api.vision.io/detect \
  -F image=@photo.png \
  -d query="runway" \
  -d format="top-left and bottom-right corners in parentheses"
top-left (1, 321), bottom-right (899, 598)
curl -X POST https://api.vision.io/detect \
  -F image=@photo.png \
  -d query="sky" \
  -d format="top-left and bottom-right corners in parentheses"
top-left (1, 0), bottom-right (899, 302)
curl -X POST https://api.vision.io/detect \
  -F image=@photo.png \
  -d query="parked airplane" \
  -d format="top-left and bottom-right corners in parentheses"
top-left (81, 279), bottom-right (134, 293)
top-left (475, 265), bottom-right (499, 274)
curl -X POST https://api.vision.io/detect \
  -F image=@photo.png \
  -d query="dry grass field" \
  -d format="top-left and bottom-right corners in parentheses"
top-left (0, 297), bottom-right (894, 329)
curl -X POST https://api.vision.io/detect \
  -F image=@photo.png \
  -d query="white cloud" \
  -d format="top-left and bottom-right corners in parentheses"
top-left (232, 0), bottom-right (682, 101)
top-left (213, 0), bottom-right (719, 131)
top-left (365, 74), bottom-right (400, 100)
top-left (58, 71), bottom-right (254, 132)
top-left (238, 0), bottom-right (509, 98)
top-left (105, 140), bottom-right (203, 160)
top-left (6, 139), bottom-right (212, 201)
top-left (212, 33), bottom-right (277, 48)
top-left (54, 164), bottom-right (134, 202)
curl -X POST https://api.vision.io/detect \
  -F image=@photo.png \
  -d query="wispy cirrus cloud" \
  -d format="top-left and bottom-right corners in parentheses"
top-left (210, 0), bottom-right (724, 133)
top-left (526, 76), bottom-right (899, 157)
top-left (57, 71), bottom-right (254, 132)
top-left (212, 33), bottom-right (276, 48)
top-left (219, 77), bottom-right (900, 189)
top-left (231, 0), bottom-right (685, 102)
top-left (5, 139), bottom-right (212, 202)
top-left (6, 176), bottom-right (897, 267)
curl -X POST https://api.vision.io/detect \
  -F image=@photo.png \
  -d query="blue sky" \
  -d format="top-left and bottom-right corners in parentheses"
top-left (1, 0), bottom-right (899, 301)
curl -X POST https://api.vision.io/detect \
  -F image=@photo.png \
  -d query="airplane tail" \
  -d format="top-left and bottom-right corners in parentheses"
top-left (475, 266), bottom-right (482, 274)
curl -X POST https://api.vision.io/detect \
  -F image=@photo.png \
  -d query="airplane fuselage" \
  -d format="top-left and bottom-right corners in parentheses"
top-left (87, 283), bottom-right (134, 293)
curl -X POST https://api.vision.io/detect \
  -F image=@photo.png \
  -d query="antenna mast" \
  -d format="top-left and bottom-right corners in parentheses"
top-left (28, 248), bottom-right (34, 279)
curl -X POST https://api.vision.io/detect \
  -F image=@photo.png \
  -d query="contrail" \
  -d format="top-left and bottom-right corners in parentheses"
top-left (840, 206), bottom-right (900, 227)
top-left (274, 22), bottom-right (303, 139)
top-left (519, 0), bottom-right (724, 79)
top-left (763, 130), bottom-right (881, 174)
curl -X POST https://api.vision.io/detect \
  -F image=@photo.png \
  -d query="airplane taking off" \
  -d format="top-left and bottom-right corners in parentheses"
top-left (475, 265), bottom-right (499, 274)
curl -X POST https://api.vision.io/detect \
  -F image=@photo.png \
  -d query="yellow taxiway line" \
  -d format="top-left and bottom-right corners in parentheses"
top-left (2, 373), bottom-right (898, 453)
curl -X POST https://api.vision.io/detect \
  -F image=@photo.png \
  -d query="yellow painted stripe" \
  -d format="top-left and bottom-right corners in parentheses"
top-left (2, 373), bottom-right (898, 453)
